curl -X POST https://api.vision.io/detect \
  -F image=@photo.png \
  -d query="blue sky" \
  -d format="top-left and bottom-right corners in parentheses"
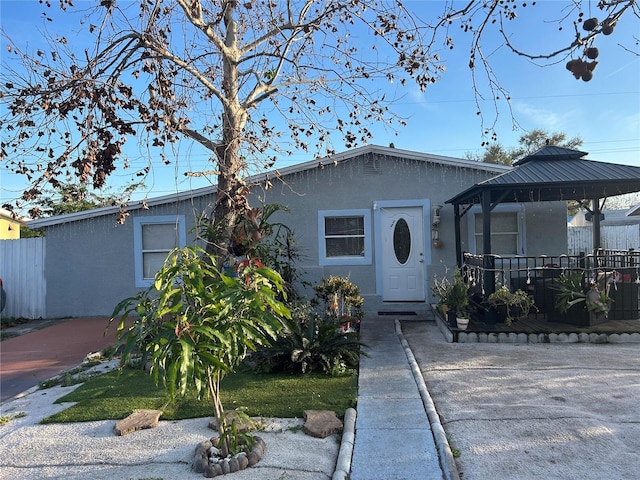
top-left (1, 1), bottom-right (639, 211)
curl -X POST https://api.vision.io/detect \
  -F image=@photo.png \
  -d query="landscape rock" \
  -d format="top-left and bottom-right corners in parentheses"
top-left (113, 409), bottom-right (163, 436)
top-left (192, 454), bottom-right (208, 473)
top-left (303, 410), bottom-right (343, 438)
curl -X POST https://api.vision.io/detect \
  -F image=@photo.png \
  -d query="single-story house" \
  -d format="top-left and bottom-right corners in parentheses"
top-left (27, 145), bottom-right (570, 319)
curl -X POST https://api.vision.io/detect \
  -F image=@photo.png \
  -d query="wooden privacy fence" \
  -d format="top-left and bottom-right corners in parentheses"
top-left (0, 238), bottom-right (46, 319)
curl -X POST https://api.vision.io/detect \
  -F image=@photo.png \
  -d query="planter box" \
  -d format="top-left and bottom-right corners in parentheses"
top-left (555, 304), bottom-right (590, 326)
top-left (447, 310), bottom-right (458, 328)
top-left (608, 282), bottom-right (640, 320)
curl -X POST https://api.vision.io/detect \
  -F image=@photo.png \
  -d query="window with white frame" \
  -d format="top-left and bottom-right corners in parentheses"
top-left (134, 215), bottom-right (187, 287)
top-left (318, 209), bottom-right (371, 265)
top-left (470, 206), bottom-right (524, 256)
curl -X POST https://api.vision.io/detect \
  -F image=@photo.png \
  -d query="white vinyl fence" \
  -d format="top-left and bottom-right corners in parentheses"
top-left (0, 237), bottom-right (46, 319)
top-left (568, 225), bottom-right (640, 256)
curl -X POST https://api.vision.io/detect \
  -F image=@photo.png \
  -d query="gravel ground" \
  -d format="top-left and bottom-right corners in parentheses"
top-left (401, 320), bottom-right (640, 480)
top-left (0, 361), bottom-right (340, 480)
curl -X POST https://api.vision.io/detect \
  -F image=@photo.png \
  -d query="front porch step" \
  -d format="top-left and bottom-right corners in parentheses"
top-left (363, 297), bottom-right (434, 319)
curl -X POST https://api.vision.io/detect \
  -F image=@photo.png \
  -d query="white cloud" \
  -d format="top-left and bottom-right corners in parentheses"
top-left (512, 101), bottom-right (573, 131)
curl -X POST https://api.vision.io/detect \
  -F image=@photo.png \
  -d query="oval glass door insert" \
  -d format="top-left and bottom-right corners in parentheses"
top-left (393, 218), bottom-right (411, 264)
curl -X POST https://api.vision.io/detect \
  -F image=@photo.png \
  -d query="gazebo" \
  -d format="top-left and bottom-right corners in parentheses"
top-left (445, 146), bottom-right (640, 324)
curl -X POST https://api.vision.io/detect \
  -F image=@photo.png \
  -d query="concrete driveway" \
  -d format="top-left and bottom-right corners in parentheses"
top-left (401, 320), bottom-right (640, 480)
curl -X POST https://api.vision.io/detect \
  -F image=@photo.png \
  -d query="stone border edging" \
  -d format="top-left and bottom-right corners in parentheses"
top-left (332, 407), bottom-right (356, 480)
top-left (432, 304), bottom-right (640, 344)
top-left (395, 320), bottom-right (460, 480)
top-left (457, 331), bottom-right (640, 343)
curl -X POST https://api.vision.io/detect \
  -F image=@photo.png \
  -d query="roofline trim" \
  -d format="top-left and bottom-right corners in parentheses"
top-left (27, 144), bottom-right (509, 227)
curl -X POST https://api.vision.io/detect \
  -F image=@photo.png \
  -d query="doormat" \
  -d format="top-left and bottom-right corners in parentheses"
top-left (377, 311), bottom-right (417, 316)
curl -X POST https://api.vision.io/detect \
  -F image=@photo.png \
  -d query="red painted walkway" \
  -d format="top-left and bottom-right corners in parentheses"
top-left (0, 317), bottom-right (120, 402)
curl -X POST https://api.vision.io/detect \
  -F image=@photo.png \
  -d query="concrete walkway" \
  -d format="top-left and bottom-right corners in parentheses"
top-left (351, 315), bottom-right (446, 480)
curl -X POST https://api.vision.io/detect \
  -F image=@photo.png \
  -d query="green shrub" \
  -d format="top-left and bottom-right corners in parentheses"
top-left (252, 313), bottom-right (364, 375)
top-left (249, 276), bottom-right (366, 375)
top-left (313, 275), bottom-right (364, 323)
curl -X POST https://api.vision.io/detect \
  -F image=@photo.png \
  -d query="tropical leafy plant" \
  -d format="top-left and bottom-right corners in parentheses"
top-left (248, 300), bottom-right (365, 376)
top-left (553, 271), bottom-right (612, 317)
top-left (108, 246), bottom-right (290, 455)
top-left (553, 271), bottom-right (587, 314)
top-left (249, 275), bottom-right (367, 375)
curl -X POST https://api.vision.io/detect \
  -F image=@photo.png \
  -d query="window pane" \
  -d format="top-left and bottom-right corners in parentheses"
top-left (492, 234), bottom-right (518, 255)
top-left (326, 237), bottom-right (365, 257)
top-left (142, 252), bottom-right (167, 279)
top-left (475, 234), bottom-right (518, 255)
top-left (393, 218), bottom-right (411, 264)
top-left (474, 212), bottom-right (519, 255)
top-left (325, 217), bottom-right (364, 236)
top-left (492, 212), bottom-right (518, 232)
top-left (142, 223), bottom-right (179, 250)
top-left (474, 212), bottom-right (518, 233)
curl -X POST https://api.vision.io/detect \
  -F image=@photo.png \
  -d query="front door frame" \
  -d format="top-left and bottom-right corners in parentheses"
top-left (374, 199), bottom-right (432, 300)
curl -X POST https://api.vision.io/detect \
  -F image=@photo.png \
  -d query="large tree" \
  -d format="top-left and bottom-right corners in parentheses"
top-left (1, 0), bottom-right (638, 257)
top-left (34, 180), bottom-right (142, 216)
top-left (467, 129), bottom-right (583, 165)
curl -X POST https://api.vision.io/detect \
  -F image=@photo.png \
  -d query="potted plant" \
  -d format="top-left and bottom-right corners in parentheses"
top-left (552, 271), bottom-right (612, 326)
top-left (433, 270), bottom-right (454, 326)
top-left (434, 268), bottom-right (469, 328)
top-left (487, 286), bottom-right (536, 325)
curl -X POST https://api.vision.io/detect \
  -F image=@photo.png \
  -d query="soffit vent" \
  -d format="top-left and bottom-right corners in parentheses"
top-left (363, 157), bottom-right (382, 175)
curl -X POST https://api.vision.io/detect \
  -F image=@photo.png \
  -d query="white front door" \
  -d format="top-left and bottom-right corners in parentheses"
top-left (381, 206), bottom-right (425, 301)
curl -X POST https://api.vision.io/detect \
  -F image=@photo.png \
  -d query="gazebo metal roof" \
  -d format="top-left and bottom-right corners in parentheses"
top-left (446, 146), bottom-right (640, 206)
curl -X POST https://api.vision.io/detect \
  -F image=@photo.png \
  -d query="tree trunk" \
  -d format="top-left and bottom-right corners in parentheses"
top-left (206, 2), bottom-right (249, 263)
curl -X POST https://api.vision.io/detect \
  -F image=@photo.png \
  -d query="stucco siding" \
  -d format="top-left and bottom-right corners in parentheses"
top-left (43, 195), bottom-right (215, 318)
top-left (33, 147), bottom-right (566, 319)
top-left (258, 152), bottom-right (499, 304)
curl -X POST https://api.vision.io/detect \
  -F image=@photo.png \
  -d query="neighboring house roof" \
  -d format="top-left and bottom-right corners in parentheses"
top-left (627, 203), bottom-right (640, 217)
top-left (0, 208), bottom-right (26, 239)
top-left (446, 146), bottom-right (640, 206)
top-left (570, 209), bottom-right (640, 226)
top-left (0, 208), bottom-right (26, 224)
top-left (27, 144), bottom-right (509, 228)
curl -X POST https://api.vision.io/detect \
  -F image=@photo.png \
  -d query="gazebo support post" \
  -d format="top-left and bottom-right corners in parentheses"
top-left (454, 203), bottom-right (462, 267)
top-left (482, 192), bottom-right (497, 324)
top-left (592, 198), bottom-right (602, 250)
top-left (481, 192), bottom-right (495, 294)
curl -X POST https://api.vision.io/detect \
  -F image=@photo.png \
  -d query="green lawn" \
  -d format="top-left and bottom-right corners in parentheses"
top-left (42, 367), bottom-right (358, 423)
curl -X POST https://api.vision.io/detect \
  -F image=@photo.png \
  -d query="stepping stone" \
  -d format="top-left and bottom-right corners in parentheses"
top-left (303, 410), bottom-right (343, 438)
top-left (114, 409), bottom-right (162, 436)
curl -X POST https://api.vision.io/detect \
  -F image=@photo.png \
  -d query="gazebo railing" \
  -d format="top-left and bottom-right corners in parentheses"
top-left (462, 249), bottom-right (640, 321)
